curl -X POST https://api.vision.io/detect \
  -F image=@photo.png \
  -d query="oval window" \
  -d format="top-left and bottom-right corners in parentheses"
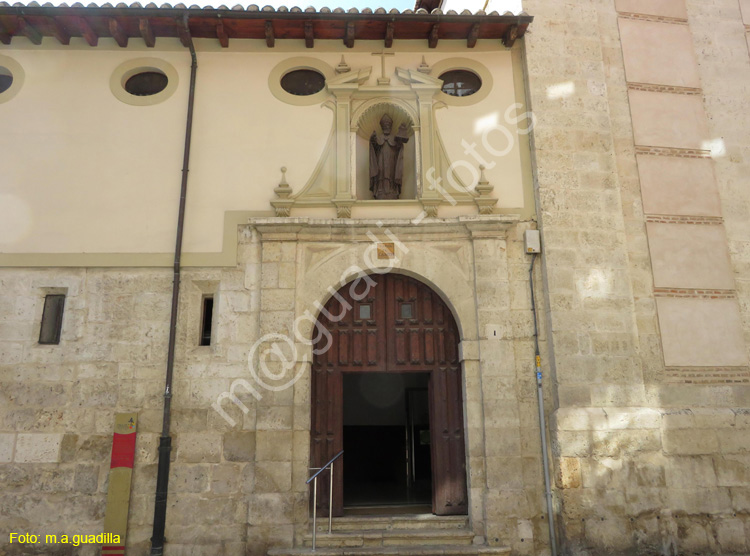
top-left (439, 69), bottom-right (482, 98)
top-left (280, 69), bottom-right (326, 96)
top-left (125, 71), bottom-right (168, 97)
top-left (0, 67), bottom-right (12, 94)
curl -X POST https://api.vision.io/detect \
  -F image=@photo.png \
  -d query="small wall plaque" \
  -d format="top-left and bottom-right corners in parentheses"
top-left (377, 242), bottom-right (395, 259)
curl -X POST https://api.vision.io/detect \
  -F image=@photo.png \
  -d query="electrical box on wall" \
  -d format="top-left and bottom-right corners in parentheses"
top-left (524, 230), bottom-right (541, 254)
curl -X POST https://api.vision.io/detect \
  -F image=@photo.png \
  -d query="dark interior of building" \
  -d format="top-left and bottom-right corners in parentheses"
top-left (343, 372), bottom-right (432, 509)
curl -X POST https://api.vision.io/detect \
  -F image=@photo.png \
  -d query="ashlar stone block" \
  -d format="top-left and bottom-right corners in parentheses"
top-left (551, 408), bottom-right (608, 431)
top-left (255, 461), bottom-right (292, 493)
top-left (715, 518), bottom-right (748, 552)
top-left (0, 433), bottom-right (15, 462)
top-left (662, 429), bottom-right (719, 455)
top-left (178, 432), bottom-right (222, 463)
top-left (14, 433), bottom-right (62, 463)
top-left (247, 493), bottom-right (295, 526)
top-left (555, 457), bottom-right (582, 489)
top-left (665, 456), bottom-right (717, 488)
top-left (223, 431), bottom-right (256, 462)
top-left (255, 430), bottom-right (293, 462)
top-left (715, 455), bottom-right (750, 487)
top-left (718, 429), bottom-right (750, 454)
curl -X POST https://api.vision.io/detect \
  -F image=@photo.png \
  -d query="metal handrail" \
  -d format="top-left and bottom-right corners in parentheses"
top-left (306, 450), bottom-right (344, 484)
top-left (307, 450), bottom-right (343, 551)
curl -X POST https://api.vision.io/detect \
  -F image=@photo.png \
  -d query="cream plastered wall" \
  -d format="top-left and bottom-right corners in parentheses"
top-left (0, 38), bottom-right (530, 264)
top-left (0, 46), bottom-right (188, 254)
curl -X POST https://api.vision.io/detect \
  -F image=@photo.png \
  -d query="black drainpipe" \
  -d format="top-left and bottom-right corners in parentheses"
top-left (150, 13), bottom-right (197, 556)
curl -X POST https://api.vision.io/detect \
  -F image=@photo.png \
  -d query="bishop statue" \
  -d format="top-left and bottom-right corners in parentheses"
top-left (369, 114), bottom-right (410, 200)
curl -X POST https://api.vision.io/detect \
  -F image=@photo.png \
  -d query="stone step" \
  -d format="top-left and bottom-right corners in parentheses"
top-left (315, 515), bottom-right (469, 532)
top-left (268, 546), bottom-right (511, 556)
top-left (302, 529), bottom-right (475, 549)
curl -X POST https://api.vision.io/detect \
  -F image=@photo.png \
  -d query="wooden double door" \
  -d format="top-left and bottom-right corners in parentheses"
top-left (310, 273), bottom-right (468, 516)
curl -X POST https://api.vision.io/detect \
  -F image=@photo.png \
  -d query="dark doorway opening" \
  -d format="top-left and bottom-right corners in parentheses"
top-left (343, 372), bottom-right (432, 508)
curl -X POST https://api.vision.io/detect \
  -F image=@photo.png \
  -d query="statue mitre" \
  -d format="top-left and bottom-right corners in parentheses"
top-left (380, 114), bottom-right (393, 129)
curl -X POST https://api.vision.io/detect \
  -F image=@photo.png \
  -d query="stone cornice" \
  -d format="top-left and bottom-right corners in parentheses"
top-left (248, 214), bottom-right (520, 242)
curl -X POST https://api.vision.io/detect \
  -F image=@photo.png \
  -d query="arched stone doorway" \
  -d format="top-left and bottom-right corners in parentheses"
top-left (310, 272), bottom-right (468, 517)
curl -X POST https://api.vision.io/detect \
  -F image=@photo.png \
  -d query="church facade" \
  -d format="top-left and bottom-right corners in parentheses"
top-left (0, 1), bottom-right (749, 555)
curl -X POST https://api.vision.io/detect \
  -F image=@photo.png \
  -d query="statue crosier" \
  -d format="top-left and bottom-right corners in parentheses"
top-left (369, 114), bottom-right (409, 200)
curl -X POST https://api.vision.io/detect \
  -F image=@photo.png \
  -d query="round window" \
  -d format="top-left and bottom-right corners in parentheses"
top-left (280, 69), bottom-right (326, 97)
top-left (125, 71), bottom-right (168, 97)
top-left (439, 70), bottom-right (482, 98)
top-left (0, 66), bottom-right (13, 94)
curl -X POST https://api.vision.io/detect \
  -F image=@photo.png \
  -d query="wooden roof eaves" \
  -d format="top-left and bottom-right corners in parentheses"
top-left (0, 6), bottom-right (532, 47)
top-left (0, 5), bottom-right (533, 25)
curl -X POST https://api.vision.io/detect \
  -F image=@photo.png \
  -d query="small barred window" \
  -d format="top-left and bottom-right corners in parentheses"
top-left (439, 70), bottom-right (482, 97)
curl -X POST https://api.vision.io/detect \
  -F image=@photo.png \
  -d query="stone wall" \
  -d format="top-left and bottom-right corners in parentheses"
top-left (0, 265), bottom-right (251, 556)
top-left (524, 0), bottom-right (750, 553)
top-left (0, 216), bottom-right (550, 556)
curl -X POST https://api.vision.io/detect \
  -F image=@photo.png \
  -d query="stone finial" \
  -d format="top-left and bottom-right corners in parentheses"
top-left (474, 165), bottom-right (498, 215)
top-left (335, 55), bottom-right (351, 74)
top-left (417, 56), bottom-right (431, 74)
top-left (271, 166), bottom-right (294, 217)
top-left (275, 167), bottom-right (291, 198)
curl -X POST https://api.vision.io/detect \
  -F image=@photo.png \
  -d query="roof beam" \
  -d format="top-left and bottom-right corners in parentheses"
top-left (264, 20), bottom-right (274, 47)
top-left (467, 22), bottom-right (479, 48)
top-left (304, 20), bottom-right (313, 48)
top-left (0, 19), bottom-right (11, 44)
top-left (108, 17), bottom-right (127, 47)
top-left (384, 21), bottom-right (393, 48)
top-left (216, 20), bottom-right (228, 47)
top-left (344, 20), bottom-right (354, 48)
top-left (176, 19), bottom-right (191, 47)
top-left (45, 16), bottom-right (70, 45)
top-left (502, 24), bottom-right (518, 48)
top-left (17, 16), bottom-right (42, 45)
top-left (428, 22), bottom-right (438, 48)
top-left (75, 16), bottom-right (98, 46)
top-left (139, 17), bottom-right (155, 47)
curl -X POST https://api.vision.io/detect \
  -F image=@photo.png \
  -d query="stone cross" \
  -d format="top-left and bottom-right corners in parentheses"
top-left (372, 50), bottom-right (395, 85)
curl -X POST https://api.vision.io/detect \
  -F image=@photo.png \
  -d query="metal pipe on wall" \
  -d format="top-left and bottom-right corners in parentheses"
top-left (150, 13), bottom-right (198, 556)
top-left (529, 253), bottom-right (558, 556)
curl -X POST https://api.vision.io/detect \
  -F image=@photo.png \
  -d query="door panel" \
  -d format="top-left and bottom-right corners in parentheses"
top-left (311, 273), bottom-right (468, 516)
top-left (310, 349), bottom-right (343, 516)
top-left (310, 278), bottom-right (386, 516)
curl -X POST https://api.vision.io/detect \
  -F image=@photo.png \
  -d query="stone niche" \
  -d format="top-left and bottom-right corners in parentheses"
top-left (354, 101), bottom-right (417, 201)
